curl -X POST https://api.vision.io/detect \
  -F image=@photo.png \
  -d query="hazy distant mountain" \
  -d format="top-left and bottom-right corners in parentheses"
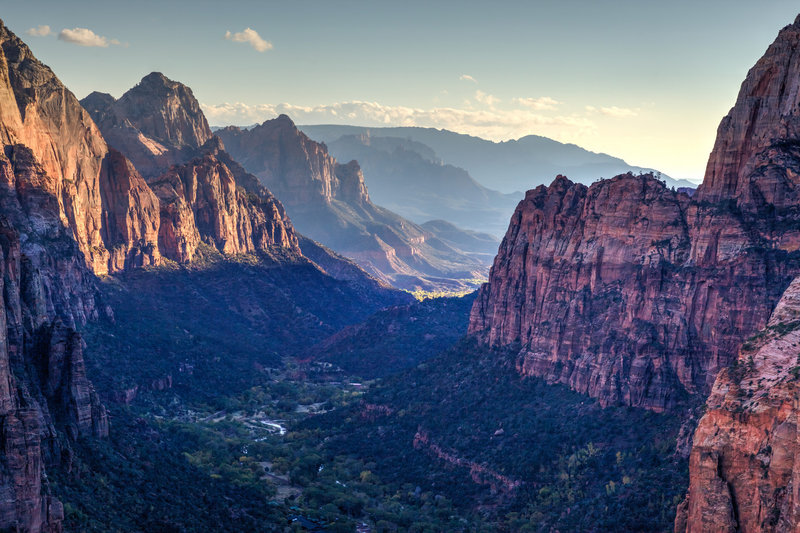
top-left (217, 116), bottom-right (489, 291)
top-left (321, 133), bottom-right (519, 236)
top-left (419, 220), bottom-right (499, 264)
top-left (298, 125), bottom-right (696, 193)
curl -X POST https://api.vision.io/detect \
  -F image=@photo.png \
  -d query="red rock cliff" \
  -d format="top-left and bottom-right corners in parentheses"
top-left (0, 23), bottom-right (161, 276)
top-left (0, 144), bottom-right (108, 533)
top-left (217, 115), bottom-right (370, 206)
top-left (81, 72), bottom-right (213, 180)
top-left (217, 117), bottom-right (486, 291)
top-left (676, 17), bottom-right (800, 530)
top-left (82, 76), bottom-right (301, 262)
top-left (469, 15), bottom-right (800, 412)
top-left (675, 276), bottom-right (800, 532)
top-left (469, 171), bottom-right (799, 411)
top-left (150, 151), bottom-right (298, 262)
top-left (698, 15), bottom-right (800, 208)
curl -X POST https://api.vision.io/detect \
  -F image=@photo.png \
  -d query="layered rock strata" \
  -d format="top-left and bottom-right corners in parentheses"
top-left (0, 143), bottom-right (107, 533)
top-left (470, 173), bottom-right (800, 410)
top-left (469, 15), bottom-right (800, 412)
top-left (150, 150), bottom-right (297, 262)
top-left (676, 276), bottom-right (800, 532)
top-left (676, 17), bottom-right (800, 530)
top-left (82, 75), bottom-right (306, 262)
top-left (81, 72), bottom-right (212, 180)
top-left (0, 22), bottom-right (161, 276)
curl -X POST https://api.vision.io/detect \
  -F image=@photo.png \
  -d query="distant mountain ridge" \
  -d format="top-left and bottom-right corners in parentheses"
top-left (218, 117), bottom-right (489, 291)
top-left (319, 132), bottom-right (519, 236)
top-left (81, 74), bottom-right (407, 299)
top-left (296, 124), bottom-right (695, 192)
top-left (0, 19), bottom-right (414, 530)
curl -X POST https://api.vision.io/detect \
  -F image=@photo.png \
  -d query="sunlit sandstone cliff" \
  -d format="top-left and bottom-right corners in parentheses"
top-left (0, 21), bottom-right (304, 531)
top-left (0, 23), bottom-right (162, 276)
top-left (0, 139), bottom-right (108, 532)
top-left (82, 74), bottom-right (300, 261)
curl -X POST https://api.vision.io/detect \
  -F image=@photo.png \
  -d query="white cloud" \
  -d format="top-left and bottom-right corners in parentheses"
top-left (58, 27), bottom-right (118, 47)
top-left (225, 28), bottom-right (272, 52)
top-left (586, 105), bottom-right (638, 118)
top-left (26, 25), bottom-right (52, 37)
top-left (459, 74), bottom-right (477, 83)
top-left (474, 90), bottom-right (500, 108)
top-left (201, 100), bottom-right (597, 142)
top-left (513, 96), bottom-right (560, 110)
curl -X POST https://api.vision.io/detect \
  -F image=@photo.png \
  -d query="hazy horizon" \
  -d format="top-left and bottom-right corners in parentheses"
top-left (4, 1), bottom-right (800, 182)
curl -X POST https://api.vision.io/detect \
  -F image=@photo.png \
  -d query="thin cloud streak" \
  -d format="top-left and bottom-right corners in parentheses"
top-left (513, 96), bottom-right (560, 110)
top-left (586, 105), bottom-right (638, 117)
top-left (201, 100), bottom-right (598, 142)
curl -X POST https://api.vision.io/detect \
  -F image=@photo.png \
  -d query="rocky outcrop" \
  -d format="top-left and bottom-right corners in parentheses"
top-left (413, 428), bottom-right (522, 495)
top-left (677, 18), bottom-right (800, 530)
top-left (698, 15), bottom-right (800, 207)
top-left (114, 72), bottom-right (212, 149)
top-left (98, 149), bottom-right (161, 271)
top-left (469, 14), bottom-right (800, 412)
top-left (0, 21), bottom-right (161, 276)
top-left (150, 151), bottom-right (298, 261)
top-left (81, 72), bottom-right (212, 179)
top-left (469, 171), bottom-right (800, 411)
top-left (218, 117), bottom-right (486, 291)
top-left (217, 116), bottom-right (370, 206)
top-left (82, 75), bottom-right (301, 263)
top-left (676, 276), bottom-right (800, 532)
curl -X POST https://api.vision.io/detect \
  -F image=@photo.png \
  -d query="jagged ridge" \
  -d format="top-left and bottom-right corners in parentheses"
top-left (218, 117), bottom-right (488, 291)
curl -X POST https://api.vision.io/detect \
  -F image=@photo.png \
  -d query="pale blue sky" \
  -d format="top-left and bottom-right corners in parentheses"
top-left (3, 1), bottom-right (800, 182)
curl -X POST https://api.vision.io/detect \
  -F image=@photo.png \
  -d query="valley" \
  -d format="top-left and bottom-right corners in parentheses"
top-left (0, 7), bottom-right (799, 533)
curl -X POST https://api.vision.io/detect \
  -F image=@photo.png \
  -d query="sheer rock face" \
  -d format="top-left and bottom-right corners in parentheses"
top-left (0, 146), bottom-right (107, 533)
top-left (98, 149), bottom-right (161, 271)
top-left (469, 16), bottom-right (800, 412)
top-left (217, 115), bottom-right (371, 206)
top-left (676, 277), bottom-right (800, 532)
top-left (150, 152), bottom-right (298, 262)
top-left (114, 72), bottom-right (212, 149)
top-left (81, 72), bottom-right (212, 180)
top-left (698, 15), bottom-right (800, 207)
top-left (469, 172), bottom-right (800, 411)
top-left (0, 22), bottom-right (160, 276)
top-left (82, 76), bottom-right (301, 263)
top-left (675, 15), bottom-right (800, 532)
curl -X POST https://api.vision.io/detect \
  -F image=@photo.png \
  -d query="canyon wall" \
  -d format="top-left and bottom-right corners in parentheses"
top-left (469, 15), bottom-right (800, 412)
top-left (676, 276), bottom-right (800, 532)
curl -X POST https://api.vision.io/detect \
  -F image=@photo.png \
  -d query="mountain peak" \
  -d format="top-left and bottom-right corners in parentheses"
top-left (113, 72), bottom-right (212, 152)
top-left (140, 71), bottom-right (171, 86)
top-left (81, 91), bottom-right (116, 115)
top-left (270, 114), bottom-right (297, 128)
top-left (698, 12), bottom-right (800, 204)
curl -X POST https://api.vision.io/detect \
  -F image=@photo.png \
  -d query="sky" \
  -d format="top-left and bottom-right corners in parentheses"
top-left (3, 1), bottom-right (800, 183)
